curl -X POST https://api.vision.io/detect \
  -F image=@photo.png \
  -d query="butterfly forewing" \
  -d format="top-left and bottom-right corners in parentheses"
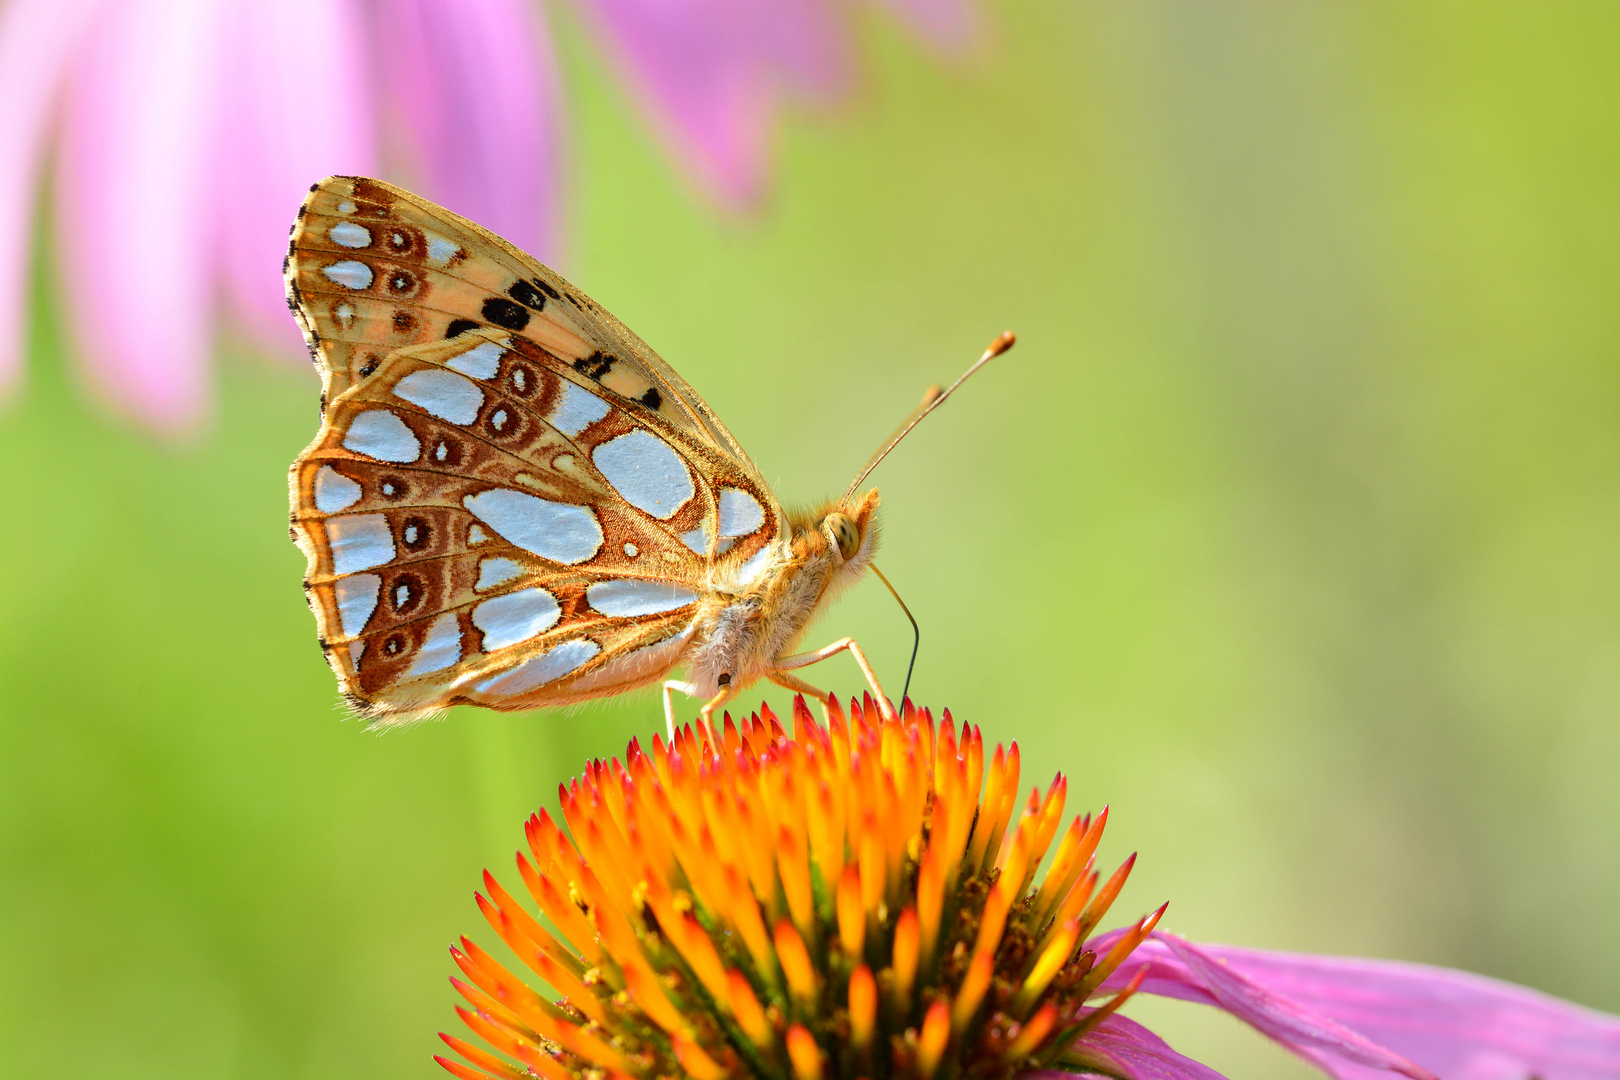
top-left (287, 177), bottom-right (783, 722)
top-left (286, 176), bottom-right (758, 464)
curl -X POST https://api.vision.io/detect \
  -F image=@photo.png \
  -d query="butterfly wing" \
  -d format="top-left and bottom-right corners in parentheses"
top-left (286, 179), bottom-right (782, 723)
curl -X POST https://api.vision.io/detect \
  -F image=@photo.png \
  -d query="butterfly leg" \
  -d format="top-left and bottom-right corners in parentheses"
top-left (662, 679), bottom-right (734, 740)
top-left (662, 680), bottom-right (701, 740)
top-left (768, 671), bottom-right (837, 723)
top-left (771, 638), bottom-right (896, 722)
top-left (698, 686), bottom-right (737, 739)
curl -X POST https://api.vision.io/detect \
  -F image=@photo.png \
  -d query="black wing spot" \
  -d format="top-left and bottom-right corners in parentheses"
top-left (638, 388), bottom-right (662, 410)
top-left (507, 279), bottom-right (548, 311)
top-left (481, 297), bottom-right (530, 331)
top-left (533, 278), bottom-right (560, 301)
top-left (445, 318), bottom-right (480, 339)
top-left (573, 351), bottom-right (615, 380)
top-left (358, 357), bottom-right (379, 377)
top-left (392, 310), bottom-right (417, 333)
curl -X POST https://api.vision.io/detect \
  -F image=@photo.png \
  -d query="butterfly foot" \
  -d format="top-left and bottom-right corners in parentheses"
top-left (772, 637), bottom-right (896, 723)
top-left (698, 687), bottom-right (737, 741)
top-left (662, 680), bottom-right (703, 741)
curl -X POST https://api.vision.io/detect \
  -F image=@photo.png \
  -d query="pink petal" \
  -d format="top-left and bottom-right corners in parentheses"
top-left (1184, 940), bottom-right (1620, 1080)
top-left (55, 0), bottom-right (225, 430)
top-left (1027, 1013), bottom-right (1230, 1080)
top-left (0, 0), bottom-right (103, 401)
top-left (213, 0), bottom-right (377, 352)
top-left (568, 0), bottom-right (846, 205)
top-left (1097, 931), bottom-right (1620, 1080)
top-left (371, 0), bottom-right (564, 262)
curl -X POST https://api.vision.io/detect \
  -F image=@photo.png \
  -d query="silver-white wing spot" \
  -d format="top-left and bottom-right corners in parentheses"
top-left (328, 222), bottom-right (371, 248)
top-left (718, 544), bottom-right (775, 592)
top-left (681, 525), bottom-right (711, 555)
top-left (321, 259), bottom-right (373, 289)
top-left (548, 380), bottom-right (611, 437)
top-left (425, 233), bottom-right (460, 266)
top-left (591, 429), bottom-right (694, 520)
top-left (719, 487), bottom-right (765, 537)
top-left (447, 341), bottom-right (504, 380)
top-left (475, 639), bottom-right (600, 697)
top-left (333, 574), bottom-right (381, 637)
top-left (475, 556), bottom-right (527, 591)
top-left (327, 514), bottom-right (396, 575)
top-left (314, 465), bottom-right (362, 513)
top-left (463, 489), bottom-right (603, 565)
top-left (406, 612), bottom-right (462, 677)
top-left (473, 587), bottom-right (562, 651)
top-left (343, 410), bottom-right (420, 462)
top-left (393, 369), bottom-right (483, 425)
top-left (586, 579), bottom-right (699, 617)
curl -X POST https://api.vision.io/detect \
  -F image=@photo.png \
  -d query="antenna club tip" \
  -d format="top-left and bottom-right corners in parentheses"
top-left (986, 331), bottom-right (1016, 358)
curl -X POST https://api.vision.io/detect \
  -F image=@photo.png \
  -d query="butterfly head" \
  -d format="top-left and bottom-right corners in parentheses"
top-left (810, 488), bottom-right (881, 589)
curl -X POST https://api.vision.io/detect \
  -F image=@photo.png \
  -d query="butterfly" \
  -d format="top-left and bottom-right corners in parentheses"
top-left (285, 176), bottom-right (1012, 731)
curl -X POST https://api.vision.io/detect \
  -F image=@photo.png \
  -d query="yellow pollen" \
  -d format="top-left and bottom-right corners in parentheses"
top-left (848, 963), bottom-right (877, 1049)
top-left (786, 1022), bottom-right (823, 1080)
top-left (837, 865), bottom-right (865, 960)
top-left (891, 907), bottom-right (920, 1008)
top-left (774, 918), bottom-right (818, 1006)
top-left (916, 999), bottom-right (952, 1078)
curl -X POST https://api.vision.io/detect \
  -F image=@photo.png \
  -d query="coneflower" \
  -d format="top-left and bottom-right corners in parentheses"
top-left (435, 697), bottom-right (1620, 1080)
top-left (437, 697), bottom-right (1159, 1080)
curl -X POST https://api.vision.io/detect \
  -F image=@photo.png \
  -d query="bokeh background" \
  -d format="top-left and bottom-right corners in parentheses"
top-left (2, 4), bottom-right (1617, 1077)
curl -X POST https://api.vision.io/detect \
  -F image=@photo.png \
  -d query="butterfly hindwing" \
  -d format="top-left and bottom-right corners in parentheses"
top-left (301, 547), bottom-right (701, 718)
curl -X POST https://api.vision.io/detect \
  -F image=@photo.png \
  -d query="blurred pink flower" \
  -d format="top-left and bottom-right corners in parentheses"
top-left (0, 0), bottom-right (975, 432)
top-left (1056, 929), bottom-right (1620, 1080)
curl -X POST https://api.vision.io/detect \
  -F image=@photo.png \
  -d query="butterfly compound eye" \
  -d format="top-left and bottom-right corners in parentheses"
top-left (825, 513), bottom-right (860, 561)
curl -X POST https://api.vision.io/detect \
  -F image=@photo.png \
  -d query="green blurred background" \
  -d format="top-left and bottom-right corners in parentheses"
top-left (2, 4), bottom-right (1616, 1077)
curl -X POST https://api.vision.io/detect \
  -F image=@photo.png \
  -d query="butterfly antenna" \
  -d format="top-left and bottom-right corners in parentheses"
top-left (870, 564), bottom-right (919, 705)
top-left (844, 331), bottom-right (1016, 501)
